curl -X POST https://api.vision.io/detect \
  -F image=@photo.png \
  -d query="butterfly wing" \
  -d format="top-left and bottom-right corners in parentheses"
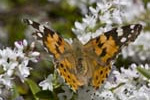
top-left (24, 19), bottom-right (83, 91)
top-left (23, 19), bottom-right (71, 59)
top-left (84, 24), bottom-right (142, 89)
top-left (57, 58), bottom-right (84, 91)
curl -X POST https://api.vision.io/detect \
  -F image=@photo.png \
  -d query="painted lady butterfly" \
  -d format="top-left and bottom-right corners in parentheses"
top-left (23, 19), bottom-right (142, 91)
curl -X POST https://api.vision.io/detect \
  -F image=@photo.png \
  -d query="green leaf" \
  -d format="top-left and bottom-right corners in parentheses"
top-left (11, 85), bottom-right (20, 99)
top-left (26, 79), bottom-right (41, 100)
top-left (110, 83), bottom-right (125, 91)
top-left (137, 66), bottom-right (150, 79)
top-left (35, 90), bottom-right (54, 100)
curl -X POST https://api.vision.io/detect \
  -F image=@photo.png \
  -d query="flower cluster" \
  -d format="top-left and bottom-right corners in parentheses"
top-left (101, 64), bottom-right (150, 100)
top-left (72, 0), bottom-right (145, 44)
top-left (58, 64), bottom-right (150, 100)
top-left (122, 32), bottom-right (150, 61)
top-left (0, 40), bottom-right (40, 94)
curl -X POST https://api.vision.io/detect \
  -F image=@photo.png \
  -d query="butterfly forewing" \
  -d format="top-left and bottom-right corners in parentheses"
top-left (85, 24), bottom-right (142, 63)
top-left (23, 19), bottom-right (71, 59)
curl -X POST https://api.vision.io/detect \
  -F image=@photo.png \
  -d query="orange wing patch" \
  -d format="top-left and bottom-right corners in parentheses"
top-left (57, 59), bottom-right (83, 91)
top-left (44, 33), bottom-right (68, 58)
top-left (85, 34), bottom-right (119, 63)
top-left (92, 64), bottom-right (111, 89)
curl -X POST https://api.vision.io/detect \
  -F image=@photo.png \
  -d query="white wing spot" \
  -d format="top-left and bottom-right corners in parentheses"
top-left (121, 37), bottom-right (127, 43)
top-left (116, 27), bottom-right (123, 36)
top-left (131, 30), bottom-right (134, 33)
top-left (28, 19), bottom-right (33, 25)
top-left (130, 25), bottom-right (135, 29)
top-left (37, 32), bottom-right (43, 38)
top-left (39, 25), bottom-right (45, 33)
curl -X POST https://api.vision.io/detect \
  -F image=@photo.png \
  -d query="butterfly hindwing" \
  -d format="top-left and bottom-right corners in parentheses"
top-left (57, 58), bottom-right (84, 91)
top-left (92, 64), bottom-right (111, 89)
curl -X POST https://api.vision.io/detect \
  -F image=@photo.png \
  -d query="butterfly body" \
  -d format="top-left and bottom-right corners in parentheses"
top-left (54, 38), bottom-right (99, 87)
top-left (24, 19), bottom-right (142, 91)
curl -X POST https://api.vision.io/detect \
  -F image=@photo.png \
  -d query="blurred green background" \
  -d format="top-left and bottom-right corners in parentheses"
top-left (0, 0), bottom-right (85, 47)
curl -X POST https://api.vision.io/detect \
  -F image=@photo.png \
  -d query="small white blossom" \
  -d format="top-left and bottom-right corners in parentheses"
top-left (39, 74), bottom-right (54, 91)
top-left (15, 40), bottom-right (27, 51)
top-left (0, 74), bottom-right (13, 88)
top-left (17, 59), bottom-right (31, 82)
top-left (74, 21), bottom-right (86, 31)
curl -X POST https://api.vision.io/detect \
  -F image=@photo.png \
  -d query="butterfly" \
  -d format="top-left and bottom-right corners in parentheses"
top-left (23, 19), bottom-right (142, 91)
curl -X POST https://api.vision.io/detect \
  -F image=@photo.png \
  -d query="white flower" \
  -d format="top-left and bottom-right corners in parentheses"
top-left (15, 39), bottom-right (28, 51)
top-left (83, 15), bottom-right (96, 28)
top-left (5, 61), bottom-right (18, 76)
top-left (39, 74), bottom-right (54, 91)
top-left (114, 84), bottom-right (135, 100)
top-left (0, 47), bottom-right (17, 62)
top-left (112, 9), bottom-right (123, 24)
top-left (129, 86), bottom-right (150, 100)
top-left (77, 32), bottom-right (92, 44)
top-left (74, 21), bottom-right (86, 31)
top-left (89, 7), bottom-right (98, 15)
top-left (97, 1), bottom-right (112, 13)
top-left (0, 74), bottom-right (13, 88)
top-left (99, 11), bottom-right (112, 24)
top-left (0, 39), bottom-right (40, 91)
top-left (98, 90), bottom-right (115, 100)
top-left (17, 59), bottom-right (31, 82)
top-left (0, 47), bottom-right (19, 77)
